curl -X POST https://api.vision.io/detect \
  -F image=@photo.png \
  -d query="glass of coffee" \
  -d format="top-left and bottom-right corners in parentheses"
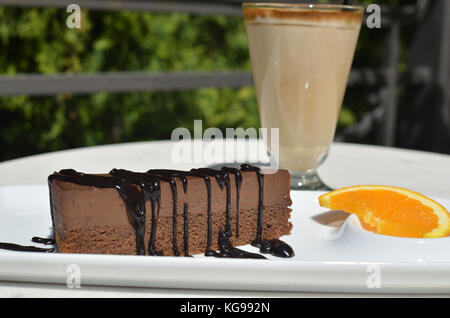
top-left (243, 3), bottom-right (364, 190)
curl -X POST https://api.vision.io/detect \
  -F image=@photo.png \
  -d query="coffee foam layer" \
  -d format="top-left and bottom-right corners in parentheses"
top-left (243, 6), bottom-right (364, 28)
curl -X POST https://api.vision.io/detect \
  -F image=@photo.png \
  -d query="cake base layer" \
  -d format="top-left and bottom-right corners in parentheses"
top-left (56, 207), bottom-right (292, 256)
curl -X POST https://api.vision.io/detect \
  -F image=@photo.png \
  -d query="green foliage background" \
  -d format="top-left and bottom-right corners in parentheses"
top-left (0, 1), bottom-right (411, 161)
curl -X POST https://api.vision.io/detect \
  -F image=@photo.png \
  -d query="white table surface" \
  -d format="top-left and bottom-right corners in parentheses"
top-left (0, 140), bottom-right (450, 297)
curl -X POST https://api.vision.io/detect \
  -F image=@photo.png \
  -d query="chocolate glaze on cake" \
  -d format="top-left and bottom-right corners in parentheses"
top-left (0, 165), bottom-right (293, 259)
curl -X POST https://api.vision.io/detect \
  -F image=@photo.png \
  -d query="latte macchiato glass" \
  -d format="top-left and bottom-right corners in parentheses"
top-left (243, 3), bottom-right (364, 190)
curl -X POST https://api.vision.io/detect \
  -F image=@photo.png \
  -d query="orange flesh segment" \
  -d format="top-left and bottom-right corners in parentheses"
top-left (327, 189), bottom-right (439, 238)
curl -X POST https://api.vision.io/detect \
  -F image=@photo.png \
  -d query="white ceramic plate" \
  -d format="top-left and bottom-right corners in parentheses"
top-left (0, 185), bottom-right (450, 293)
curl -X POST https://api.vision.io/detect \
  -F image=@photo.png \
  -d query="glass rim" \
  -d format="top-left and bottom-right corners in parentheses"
top-left (242, 2), bottom-right (365, 12)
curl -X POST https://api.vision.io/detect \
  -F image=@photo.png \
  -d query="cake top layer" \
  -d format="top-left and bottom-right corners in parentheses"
top-left (50, 168), bottom-right (291, 212)
top-left (243, 3), bottom-right (364, 27)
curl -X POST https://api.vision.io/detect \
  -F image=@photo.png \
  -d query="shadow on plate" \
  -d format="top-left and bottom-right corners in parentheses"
top-left (312, 210), bottom-right (349, 228)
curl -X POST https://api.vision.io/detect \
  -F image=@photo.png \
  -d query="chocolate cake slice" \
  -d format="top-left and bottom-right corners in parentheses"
top-left (48, 165), bottom-right (293, 258)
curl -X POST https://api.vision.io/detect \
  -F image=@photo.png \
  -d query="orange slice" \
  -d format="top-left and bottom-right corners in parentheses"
top-left (319, 185), bottom-right (450, 238)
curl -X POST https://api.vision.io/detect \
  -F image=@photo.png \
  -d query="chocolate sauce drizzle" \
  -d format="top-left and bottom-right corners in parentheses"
top-left (183, 203), bottom-right (190, 256)
top-left (0, 236), bottom-right (56, 253)
top-left (0, 242), bottom-right (55, 253)
top-left (149, 169), bottom-right (189, 256)
top-left (191, 168), bottom-right (264, 259)
top-left (221, 167), bottom-right (242, 238)
top-left (241, 164), bottom-right (294, 258)
top-left (0, 165), bottom-right (293, 259)
top-left (32, 236), bottom-right (56, 245)
top-left (213, 230), bottom-right (265, 259)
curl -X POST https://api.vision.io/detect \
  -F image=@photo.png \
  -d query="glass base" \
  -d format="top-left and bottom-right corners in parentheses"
top-left (290, 169), bottom-right (332, 191)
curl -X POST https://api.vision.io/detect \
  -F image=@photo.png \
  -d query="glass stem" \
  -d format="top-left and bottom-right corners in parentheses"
top-left (290, 169), bottom-right (331, 191)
